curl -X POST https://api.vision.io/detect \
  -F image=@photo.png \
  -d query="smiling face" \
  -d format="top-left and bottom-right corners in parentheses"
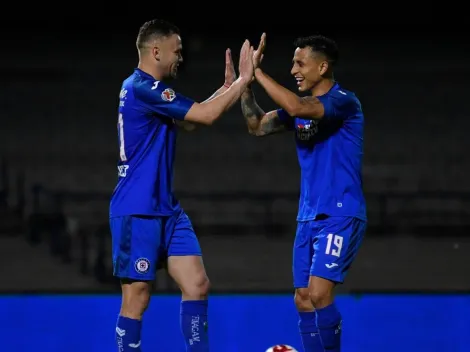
top-left (290, 46), bottom-right (329, 92)
top-left (136, 19), bottom-right (183, 80)
top-left (152, 33), bottom-right (183, 79)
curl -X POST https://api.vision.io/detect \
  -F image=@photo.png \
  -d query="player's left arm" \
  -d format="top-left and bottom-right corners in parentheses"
top-left (202, 85), bottom-right (229, 104)
top-left (174, 119), bottom-right (196, 131)
top-left (176, 49), bottom-right (234, 132)
top-left (175, 85), bottom-right (230, 132)
top-left (254, 68), bottom-right (351, 120)
top-left (173, 86), bottom-right (227, 131)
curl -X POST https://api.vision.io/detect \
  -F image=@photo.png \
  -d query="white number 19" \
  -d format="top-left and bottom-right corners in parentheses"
top-left (325, 233), bottom-right (343, 257)
top-left (118, 113), bottom-right (127, 162)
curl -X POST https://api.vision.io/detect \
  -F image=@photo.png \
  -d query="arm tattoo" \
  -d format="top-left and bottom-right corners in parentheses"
top-left (258, 112), bottom-right (285, 136)
top-left (241, 88), bottom-right (265, 131)
top-left (241, 88), bottom-right (286, 136)
top-left (299, 96), bottom-right (319, 105)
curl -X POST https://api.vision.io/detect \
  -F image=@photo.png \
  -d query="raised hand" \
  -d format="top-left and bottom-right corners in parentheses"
top-left (224, 48), bottom-right (237, 87)
top-left (253, 33), bottom-right (266, 69)
top-left (238, 39), bottom-right (254, 82)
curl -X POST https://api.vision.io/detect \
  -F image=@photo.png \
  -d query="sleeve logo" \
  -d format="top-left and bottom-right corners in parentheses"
top-left (161, 88), bottom-right (176, 102)
top-left (151, 81), bottom-right (159, 90)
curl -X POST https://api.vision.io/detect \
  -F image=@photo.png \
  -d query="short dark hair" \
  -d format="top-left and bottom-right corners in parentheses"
top-left (136, 19), bottom-right (180, 49)
top-left (294, 35), bottom-right (339, 66)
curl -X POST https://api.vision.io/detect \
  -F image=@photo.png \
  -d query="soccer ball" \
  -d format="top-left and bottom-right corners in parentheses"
top-left (265, 345), bottom-right (298, 352)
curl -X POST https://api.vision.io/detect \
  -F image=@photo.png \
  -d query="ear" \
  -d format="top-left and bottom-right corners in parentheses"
top-left (319, 60), bottom-right (329, 76)
top-left (152, 46), bottom-right (161, 61)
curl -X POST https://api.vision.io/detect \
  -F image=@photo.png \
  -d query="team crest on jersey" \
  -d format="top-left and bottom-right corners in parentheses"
top-left (135, 258), bottom-right (150, 274)
top-left (161, 88), bottom-right (176, 102)
top-left (266, 345), bottom-right (298, 352)
top-left (296, 119), bottom-right (318, 141)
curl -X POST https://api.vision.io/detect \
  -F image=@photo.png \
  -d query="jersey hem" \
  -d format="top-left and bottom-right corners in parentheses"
top-left (109, 209), bottom-right (181, 218)
top-left (296, 213), bottom-right (367, 222)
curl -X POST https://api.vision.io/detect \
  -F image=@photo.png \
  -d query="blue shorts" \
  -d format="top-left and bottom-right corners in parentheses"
top-left (110, 209), bottom-right (201, 281)
top-left (293, 216), bottom-right (366, 288)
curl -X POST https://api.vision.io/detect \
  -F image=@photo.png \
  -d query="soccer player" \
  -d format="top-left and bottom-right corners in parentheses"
top-left (240, 34), bottom-right (367, 351)
top-left (109, 19), bottom-right (254, 351)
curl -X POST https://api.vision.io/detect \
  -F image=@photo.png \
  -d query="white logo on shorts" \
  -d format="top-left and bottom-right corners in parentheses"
top-left (135, 258), bottom-right (150, 274)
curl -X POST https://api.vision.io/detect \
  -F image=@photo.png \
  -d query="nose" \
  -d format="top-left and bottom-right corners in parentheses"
top-left (290, 65), bottom-right (297, 76)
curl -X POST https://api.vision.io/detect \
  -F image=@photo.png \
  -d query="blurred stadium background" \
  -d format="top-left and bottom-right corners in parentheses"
top-left (0, 11), bottom-right (469, 352)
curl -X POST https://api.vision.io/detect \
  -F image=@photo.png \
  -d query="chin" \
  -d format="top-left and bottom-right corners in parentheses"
top-left (170, 64), bottom-right (179, 79)
top-left (298, 81), bottom-right (315, 92)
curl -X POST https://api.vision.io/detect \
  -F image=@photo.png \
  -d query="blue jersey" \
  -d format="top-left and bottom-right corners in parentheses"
top-left (110, 68), bottom-right (194, 217)
top-left (278, 82), bottom-right (366, 221)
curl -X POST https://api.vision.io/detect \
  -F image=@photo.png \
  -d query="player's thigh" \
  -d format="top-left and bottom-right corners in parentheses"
top-left (165, 211), bottom-right (207, 289)
top-left (110, 215), bottom-right (164, 281)
top-left (293, 221), bottom-right (315, 289)
top-left (165, 210), bottom-right (202, 257)
top-left (310, 216), bottom-right (366, 284)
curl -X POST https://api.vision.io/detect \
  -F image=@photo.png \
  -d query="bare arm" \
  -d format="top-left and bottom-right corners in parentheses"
top-left (184, 40), bottom-right (254, 125)
top-left (254, 68), bottom-right (325, 119)
top-left (177, 85), bottom-right (229, 131)
top-left (202, 48), bottom-right (235, 106)
top-left (241, 86), bottom-right (287, 136)
top-left (184, 77), bottom-right (250, 125)
top-left (175, 119), bottom-right (196, 131)
top-left (202, 85), bottom-right (229, 104)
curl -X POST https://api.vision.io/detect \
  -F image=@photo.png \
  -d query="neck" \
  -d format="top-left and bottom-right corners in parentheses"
top-left (137, 58), bottom-right (164, 81)
top-left (310, 78), bottom-right (335, 97)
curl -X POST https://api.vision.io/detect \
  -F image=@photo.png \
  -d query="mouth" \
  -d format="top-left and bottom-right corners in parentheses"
top-left (295, 77), bottom-right (304, 87)
top-left (171, 64), bottom-right (179, 76)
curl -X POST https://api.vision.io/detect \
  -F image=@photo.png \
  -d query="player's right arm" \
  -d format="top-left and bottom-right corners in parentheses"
top-left (241, 85), bottom-right (290, 136)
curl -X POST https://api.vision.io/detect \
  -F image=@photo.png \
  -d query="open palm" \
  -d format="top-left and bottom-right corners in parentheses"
top-left (224, 48), bottom-right (236, 86)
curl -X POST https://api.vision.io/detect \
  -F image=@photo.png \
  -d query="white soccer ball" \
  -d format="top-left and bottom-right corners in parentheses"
top-left (265, 345), bottom-right (298, 352)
